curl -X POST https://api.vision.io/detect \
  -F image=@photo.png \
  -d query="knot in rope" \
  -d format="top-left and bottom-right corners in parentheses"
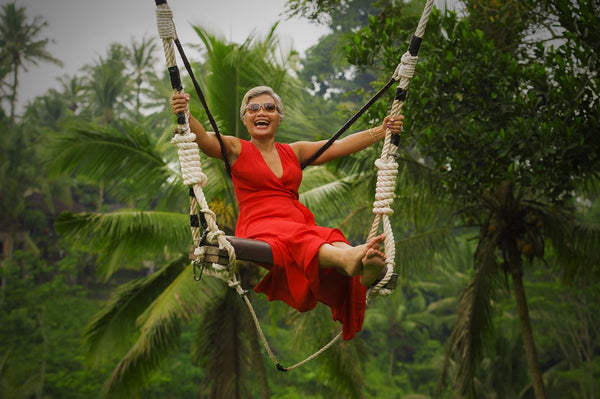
top-left (372, 157), bottom-right (399, 215)
top-left (217, 234), bottom-right (237, 269)
top-left (366, 264), bottom-right (395, 302)
top-left (227, 278), bottom-right (243, 290)
top-left (205, 228), bottom-right (225, 243)
top-left (193, 246), bottom-right (226, 272)
top-left (155, 7), bottom-right (176, 39)
top-left (172, 131), bottom-right (208, 187)
top-left (393, 51), bottom-right (418, 81)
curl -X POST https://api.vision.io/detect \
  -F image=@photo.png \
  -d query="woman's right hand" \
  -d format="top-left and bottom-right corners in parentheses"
top-left (170, 93), bottom-right (190, 115)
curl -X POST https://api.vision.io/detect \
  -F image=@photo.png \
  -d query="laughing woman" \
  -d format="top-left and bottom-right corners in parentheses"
top-left (170, 86), bottom-right (403, 340)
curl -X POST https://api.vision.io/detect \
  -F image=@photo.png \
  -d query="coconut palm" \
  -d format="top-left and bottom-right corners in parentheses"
top-left (0, 2), bottom-right (62, 124)
top-left (80, 43), bottom-right (133, 125)
top-left (403, 5), bottom-right (600, 399)
top-left (128, 36), bottom-right (158, 119)
top-left (0, 2), bottom-right (65, 297)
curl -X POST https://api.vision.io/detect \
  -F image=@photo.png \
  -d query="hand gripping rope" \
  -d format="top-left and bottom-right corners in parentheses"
top-left (154, 0), bottom-right (237, 284)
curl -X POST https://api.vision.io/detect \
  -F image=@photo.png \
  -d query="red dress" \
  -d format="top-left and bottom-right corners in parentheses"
top-left (231, 139), bottom-right (367, 340)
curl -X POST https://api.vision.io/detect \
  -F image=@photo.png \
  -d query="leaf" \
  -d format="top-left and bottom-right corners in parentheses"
top-left (55, 210), bottom-right (190, 278)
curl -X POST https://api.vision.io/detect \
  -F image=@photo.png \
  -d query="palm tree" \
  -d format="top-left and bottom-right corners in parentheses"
top-left (0, 118), bottom-right (39, 304)
top-left (399, 5), bottom-right (600, 398)
top-left (128, 36), bottom-right (157, 119)
top-left (0, 2), bottom-right (62, 124)
top-left (81, 43), bottom-right (133, 125)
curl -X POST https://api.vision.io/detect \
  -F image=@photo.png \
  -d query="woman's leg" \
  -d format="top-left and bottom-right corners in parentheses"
top-left (318, 234), bottom-right (386, 286)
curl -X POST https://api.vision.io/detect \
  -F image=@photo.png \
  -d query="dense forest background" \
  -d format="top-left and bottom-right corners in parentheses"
top-left (1, 0), bottom-right (598, 398)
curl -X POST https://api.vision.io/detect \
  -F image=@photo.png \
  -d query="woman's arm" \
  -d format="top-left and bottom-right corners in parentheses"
top-left (170, 93), bottom-right (240, 160)
top-left (291, 115), bottom-right (404, 166)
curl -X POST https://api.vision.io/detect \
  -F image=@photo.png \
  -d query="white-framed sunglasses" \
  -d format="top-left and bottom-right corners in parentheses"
top-left (246, 102), bottom-right (277, 113)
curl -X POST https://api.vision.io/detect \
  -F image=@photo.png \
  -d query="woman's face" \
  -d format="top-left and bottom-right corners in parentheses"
top-left (243, 94), bottom-right (280, 140)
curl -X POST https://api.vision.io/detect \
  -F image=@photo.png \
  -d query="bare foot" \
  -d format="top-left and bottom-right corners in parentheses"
top-left (359, 234), bottom-right (387, 286)
top-left (320, 234), bottom-right (387, 282)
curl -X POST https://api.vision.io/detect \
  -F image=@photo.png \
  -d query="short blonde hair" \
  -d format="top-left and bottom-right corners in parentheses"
top-left (239, 86), bottom-right (284, 122)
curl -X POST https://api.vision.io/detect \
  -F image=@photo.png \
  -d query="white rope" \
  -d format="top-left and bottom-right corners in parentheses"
top-left (171, 129), bottom-right (208, 187)
top-left (155, 6), bottom-right (177, 40)
top-left (415, 0), bottom-right (435, 39)
top-left (156, 1), bottom-right (236, 279)
top-left (367, 0), bottom-right (435, 300)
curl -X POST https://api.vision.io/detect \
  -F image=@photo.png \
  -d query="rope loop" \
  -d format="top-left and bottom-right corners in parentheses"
top-left (372, 157), bottom-right (399, 215)
top-left (367, 264), bottom-right (396, 301)
top-left (172, 132), bottom-right (208, 187)
top-left (205, 229), bottom-right (225, 243)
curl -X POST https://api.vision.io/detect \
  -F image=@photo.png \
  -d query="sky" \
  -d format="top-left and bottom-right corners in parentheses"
top-left (10, 0), bottom-right (330, 112)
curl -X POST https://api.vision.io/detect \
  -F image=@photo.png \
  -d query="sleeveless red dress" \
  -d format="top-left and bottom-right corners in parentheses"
top-left (231, 139), bottom-right (367, 340)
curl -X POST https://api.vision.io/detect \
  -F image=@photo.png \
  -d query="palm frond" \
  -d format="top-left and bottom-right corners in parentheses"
top-left (438, 233), bottom-right (502, 398)
top-left (318, 338), bottom-right (367, 399)
top-left (395, 226), bottom-right (457, 277)
top-left (542, 209), bottom-right (600, 283)
top-left (46, 119), bottom-right (183, 206)
top-left (269, 303), bottom-right (366, 398)
top-left (300, 165), bottom-right (365, 222)
top-left (103, 267), bottom-right (227, 398)
top-left (192, 289), bottom-right (255, 399)
top-left (82, 254), bottom-right (190, 365)
top-left (55, 210), bottom-right (190, 278)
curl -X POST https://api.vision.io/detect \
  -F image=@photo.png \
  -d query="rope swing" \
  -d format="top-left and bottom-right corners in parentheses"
top-left (154, 0), bottom-right (435, 371)
top-left (366, 0), bottom-right (435, 302)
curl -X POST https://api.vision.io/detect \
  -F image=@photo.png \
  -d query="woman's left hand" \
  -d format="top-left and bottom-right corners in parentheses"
top-left (382, 114), bottom-right (404, 134)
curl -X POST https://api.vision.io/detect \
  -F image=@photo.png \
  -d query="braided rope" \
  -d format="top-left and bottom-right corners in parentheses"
top-left (156, 2), bottom-right (236, 279)
top-left (415, 0), bottom-right (435, 39)
top-left (366, 0), bottom-right (434, 300)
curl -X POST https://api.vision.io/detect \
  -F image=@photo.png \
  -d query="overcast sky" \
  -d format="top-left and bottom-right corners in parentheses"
top-left (11, 0), bottom-right (330, 111)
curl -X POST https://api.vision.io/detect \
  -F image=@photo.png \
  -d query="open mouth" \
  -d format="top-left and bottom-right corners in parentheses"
top-left (254, 120), bottom-right (270, 127)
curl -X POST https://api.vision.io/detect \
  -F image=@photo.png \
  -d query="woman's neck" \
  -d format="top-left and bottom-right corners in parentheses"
top-left (251, 137), bottom-right (276, 153)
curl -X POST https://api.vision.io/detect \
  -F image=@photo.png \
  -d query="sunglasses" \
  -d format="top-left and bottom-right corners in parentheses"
top-left (246, 102), bottom-right (277, 113)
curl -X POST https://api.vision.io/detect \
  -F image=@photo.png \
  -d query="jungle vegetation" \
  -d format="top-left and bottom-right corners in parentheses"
top-left (1, 0), bottom-right (598, 398)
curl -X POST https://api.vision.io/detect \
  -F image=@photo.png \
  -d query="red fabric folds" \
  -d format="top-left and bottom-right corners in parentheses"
top-left (231, 139), bottom-right (366, 340)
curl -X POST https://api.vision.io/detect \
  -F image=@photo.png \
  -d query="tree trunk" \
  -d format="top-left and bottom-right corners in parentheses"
top-left (508, 245), bottom-right (547, 399)
top-left (246, 310), bottom-right (270, 399)
top-left (0, 232), bottom-right (14, 307)
top-left (36, 308), bottom-right (48, 399)
top-left (10, 61), bottom-right (19, 124)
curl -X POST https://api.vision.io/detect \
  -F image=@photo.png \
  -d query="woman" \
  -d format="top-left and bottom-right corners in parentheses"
top-left (171, 86), bottom-right (404, 340)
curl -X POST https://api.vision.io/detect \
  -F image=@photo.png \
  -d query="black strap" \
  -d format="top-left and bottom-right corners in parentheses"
top-left (173, 38), bottom-right (232, 177)
top-left (301, 34), bottom-right (424, 169)
top-left (300, 77), bottom-right (396, 169)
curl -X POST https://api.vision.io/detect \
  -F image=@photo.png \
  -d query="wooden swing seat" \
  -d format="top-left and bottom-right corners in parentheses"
top-left (189, 237), bottom-right (398, 289)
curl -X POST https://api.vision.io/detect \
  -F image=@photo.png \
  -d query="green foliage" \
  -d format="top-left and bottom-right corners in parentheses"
top-left (47, 120), bottom-right (182, 207)
top-left (2, 1), bottom-right (599, 398)
top-left (55, 210), bottom-right (191, 278)
top-left (409, 8), bottom-right (599, 205)
top-left (0, 249), bottom-right (109, 398)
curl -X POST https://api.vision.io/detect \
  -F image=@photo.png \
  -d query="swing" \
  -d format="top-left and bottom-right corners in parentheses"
top-left (154, 0), bottom-right (434, 371)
